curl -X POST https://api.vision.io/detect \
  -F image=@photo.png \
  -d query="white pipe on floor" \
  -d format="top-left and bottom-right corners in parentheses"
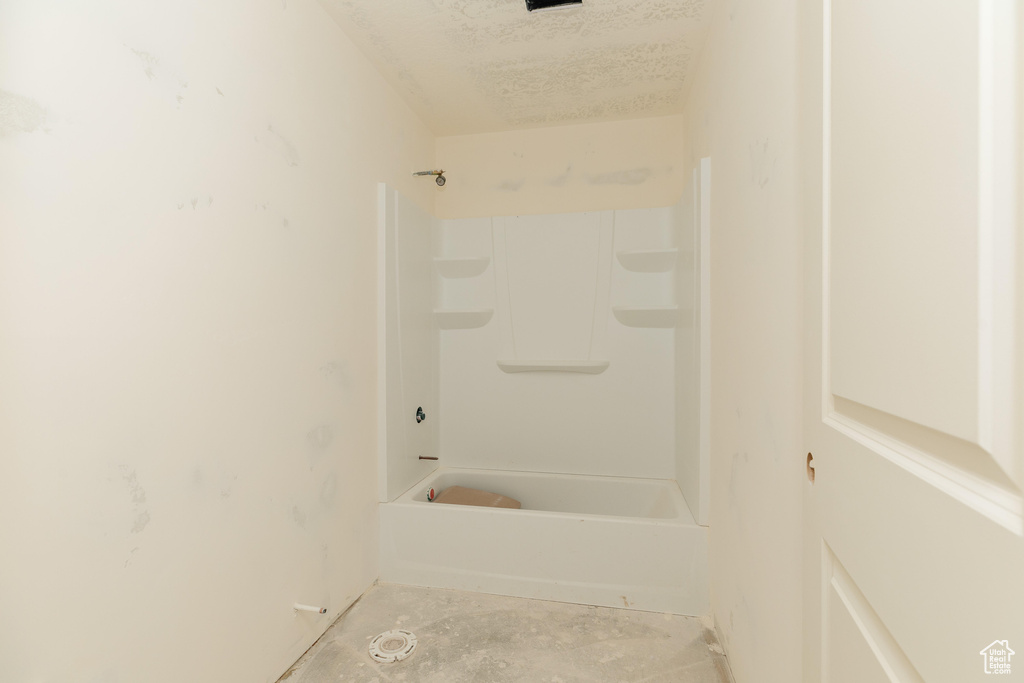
top-left (293, 603), bottom-right (327, 614)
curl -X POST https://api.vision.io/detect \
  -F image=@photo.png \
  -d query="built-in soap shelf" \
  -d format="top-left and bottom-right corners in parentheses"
top-left (612, 306), bottom-right (680, 329)
top-left (616, 248), bottom-right (678, 273)
top-left (434, 257), bottom-right (490, 279)
top-left (496, 360), bottom-right (610, 375)
top-left (434, 308), bottom-right (494, 330)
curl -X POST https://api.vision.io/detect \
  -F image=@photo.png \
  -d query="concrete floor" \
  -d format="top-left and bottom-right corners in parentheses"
top-left (279, 584), bottom-right (735, 683)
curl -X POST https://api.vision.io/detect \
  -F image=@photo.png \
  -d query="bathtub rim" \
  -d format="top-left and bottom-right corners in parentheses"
top-left (392, 466), bottom-right (699, 527)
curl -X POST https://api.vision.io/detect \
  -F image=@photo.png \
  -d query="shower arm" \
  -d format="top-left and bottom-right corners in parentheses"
top-left (413, 169), bottom-right (446, 187)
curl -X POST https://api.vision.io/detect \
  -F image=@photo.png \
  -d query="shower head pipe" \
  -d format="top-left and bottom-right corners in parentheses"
top-left (413, 169), bottom-right (446, 186)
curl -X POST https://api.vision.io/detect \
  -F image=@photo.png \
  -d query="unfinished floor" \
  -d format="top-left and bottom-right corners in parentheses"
top-left (280, 584), bottom-right (734, 683)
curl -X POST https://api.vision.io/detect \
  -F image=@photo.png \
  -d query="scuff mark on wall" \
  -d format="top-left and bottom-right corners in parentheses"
top-left (0, 89), bottom-right (47, 137)
top-left (119, 466), bottom-right (150, 534)
top-left (748, 137), bottom-right (777, 189)
top-left (260, 124), bottom-right (301, 167)
top-left (497, 178), bottom-right (525, 192)
top-left (727, 451), bottom-right (751, 532)
top-left (291, 505), bottom-right (307, 528)
top-left (126, 46), bottom-right (189, 106)
top-left (320, 361), bottom-right (352, 390)
top-left (130, 47), bottom-right (159, 80)
top-left (319, 472), bottom-right (338, 507)
top-left (547, 165), bottom-right (572, 187)
top-left (588, 168), bottom-right (653, 185)
top-left (320, 543), bottom-right (331, 577)
top-left (131, 511), bottom-right (151, 534)
top-left (121, 467), bottom-right (147, 504)
top-left (307, 424), bottom-right (334, 451)
top-left (180, 195), bottom-right (214, 211)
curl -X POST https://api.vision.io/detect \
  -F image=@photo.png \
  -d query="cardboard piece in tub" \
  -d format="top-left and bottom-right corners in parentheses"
top-left (432, 485), bottom-right (521, 509)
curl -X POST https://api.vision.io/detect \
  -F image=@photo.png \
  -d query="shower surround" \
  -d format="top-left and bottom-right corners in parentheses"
top-left (377, 172), bottom-right (709, 613)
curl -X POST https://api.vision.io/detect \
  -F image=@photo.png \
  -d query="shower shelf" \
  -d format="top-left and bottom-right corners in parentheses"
top-left (434, 257), bottom-right (490, 279)
top-left (612, 306), bottom-right (680, 328)
top-left (434, 308), bottom-right (494, 330)
top-left (496, 360), bottom-right (610, 374)
top-left (616, 248), bottom-right (678, 273)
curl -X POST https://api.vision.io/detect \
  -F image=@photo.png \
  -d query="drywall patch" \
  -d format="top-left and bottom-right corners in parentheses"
top-left (589, 168), bottom-right (653, 185)
top-left (0, 89), bottom-right (46, 137)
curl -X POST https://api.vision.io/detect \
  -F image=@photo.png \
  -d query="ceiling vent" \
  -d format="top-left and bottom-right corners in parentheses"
top-left (526, 0), bottom-right (583, 12)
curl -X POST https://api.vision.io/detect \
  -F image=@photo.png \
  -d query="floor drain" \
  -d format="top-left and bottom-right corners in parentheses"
top-left (368, 629), bottom-right (417, 663)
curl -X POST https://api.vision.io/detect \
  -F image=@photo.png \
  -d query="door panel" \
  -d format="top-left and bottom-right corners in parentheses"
top-left (829, 0), bottom-right (981, 444)
top-left (824, 544), bottom-right (923, 683)
top-left (805, 1), bottom-right (1024, 682)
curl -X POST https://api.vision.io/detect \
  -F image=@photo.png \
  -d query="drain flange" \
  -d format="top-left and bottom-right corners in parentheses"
top-left (368, 629), bottom-right (417, 663)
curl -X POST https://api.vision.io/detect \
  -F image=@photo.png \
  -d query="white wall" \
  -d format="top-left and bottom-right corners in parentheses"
top-left (0, 2), bottom-right (434, 682)
top-left (436, 115), bottom-right (686, 219)
top-left (680, 1), bottom-right (806, 681)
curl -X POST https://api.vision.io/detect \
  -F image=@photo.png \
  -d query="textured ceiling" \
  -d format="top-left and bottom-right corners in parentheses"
top-left (318, 0), bottom-right (714, 135)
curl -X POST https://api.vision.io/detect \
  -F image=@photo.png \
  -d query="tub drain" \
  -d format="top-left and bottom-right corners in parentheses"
top-left (368, 629), bottom-right (417, 663)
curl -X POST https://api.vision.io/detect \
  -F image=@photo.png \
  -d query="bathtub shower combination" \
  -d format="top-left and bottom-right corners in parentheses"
top-left (376, 164), bottom-right (711, 615)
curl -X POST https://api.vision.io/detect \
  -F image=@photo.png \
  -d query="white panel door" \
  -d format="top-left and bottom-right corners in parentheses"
top-left (805, 2), bottom-right (1024, 682)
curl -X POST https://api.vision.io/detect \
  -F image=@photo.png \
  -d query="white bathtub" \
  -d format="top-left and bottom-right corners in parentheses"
top-left (379, 468), bottom-right (709, 616)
